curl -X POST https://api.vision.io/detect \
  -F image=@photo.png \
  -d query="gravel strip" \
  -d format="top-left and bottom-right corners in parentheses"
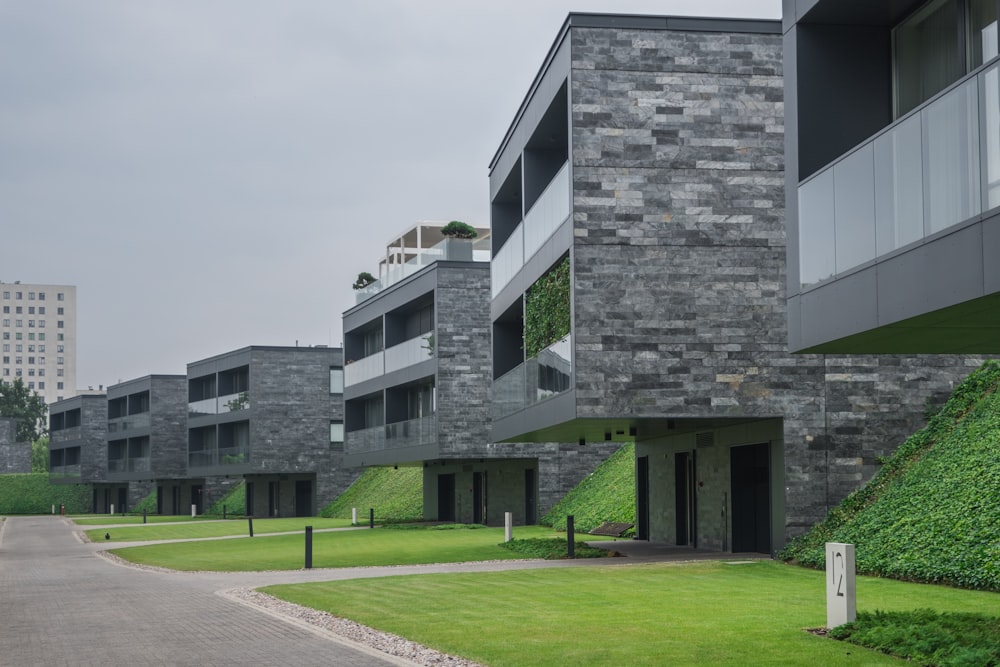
top-left (228, 588), bottom-right (485, 667)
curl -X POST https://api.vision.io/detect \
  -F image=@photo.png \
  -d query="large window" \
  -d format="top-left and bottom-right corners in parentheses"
top-left (329, 367), bottom-right (344, 394)
top-left (895, 0), bottom-right (999, 116)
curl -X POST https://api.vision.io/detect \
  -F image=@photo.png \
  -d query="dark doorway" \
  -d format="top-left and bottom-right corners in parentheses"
top-left (171, 486), bottom-right (180, 515)
top-left (117, 487), bottom-right (128, 514)
top-left (245, 482), bottom-right (255, 516)
top-left (675, 451), bottom-right (697, 546)
top-left (103, 488), bottom-right (111, 514)
top-left (730, 443), bottom-right (771, 554)
top-left (92, 489), bottom-right (98, 514)
top-left (437, 473), bottom-right (455, 522)
top-left (268, 481), bottom-right (279, 517)
top-left (636, 456), bottom-right (650, 540)
top-left (156, 486), bottom-right (163, 515)
top-left (524, 468), bottom-right (537, 525)
top-left (191, 484), bottom-right (203, 515)
top-left (295, 480), bottom-right (312, 517)
top-left (473, 472), bottom-right (487, 524)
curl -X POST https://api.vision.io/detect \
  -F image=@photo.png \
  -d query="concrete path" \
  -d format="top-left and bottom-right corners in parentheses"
top-left (0, 516), bottom-right (768, 666)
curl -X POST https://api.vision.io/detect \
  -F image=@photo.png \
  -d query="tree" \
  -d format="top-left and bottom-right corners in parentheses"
top-left (31, 436), bottom-right (49, 473)
top-left (440, 220), bottom-right (477, 239)
top-left (0, 378), bottom-right (48, 443)
top-left (353, 271), bottom-right (376, 290)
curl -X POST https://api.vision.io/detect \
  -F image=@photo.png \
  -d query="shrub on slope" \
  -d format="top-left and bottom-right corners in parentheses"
top-left (320, 466), bottom-right (422, 522)
top-left (543, 443), bottom-right (635, 533)
top-left (781, 360), bottom-right (1000, 590)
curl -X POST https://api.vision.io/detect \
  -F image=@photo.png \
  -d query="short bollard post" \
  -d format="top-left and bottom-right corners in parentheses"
top-left (352, 507), bottom-right (358, 525)
top-left (567, 515), bottom-right (575, 559)
top-left (504, 511), bottom-right (513, 543)
top-left (248, 517), bottom-right (254, 538)
top-left (51, 504), bottom-right (55, 515)
top-left (191, 504), bottom-right (196, 518)
top-left (369, 508), bottom-right (375, 529)
top-left (305, 526), bottom-right (313, 569)
top-left (60, 504), bottom-right (65, 516)
top-left (143, 509), bottom-right (147, 524)
top-left (110, 504), bottom-right (115, 516)
top-left (826, 542), bottom-right (857, 629)
top-left (223, 505), bottom-right (227, 520)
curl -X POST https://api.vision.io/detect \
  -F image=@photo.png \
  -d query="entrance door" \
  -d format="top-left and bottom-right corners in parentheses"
top-left (117, 487), bottom-right (128, 514)
top-left (191, 485), bottom-right (203, 515)
top-left (103, 488), bottom-right (111, 514)
top-left (268, 481), bottom-right (279, 517)
top-left (636, 456), bottom-right (650, 540)
top-left (437, 473), bottom-right (455, 522)
top-left (675, 451), bottom-right (697, 546)
top-left (245, 482), bottom-right (254, 517)
top-left (92, 489), bottom-right (98, 514)
top-left (295, 480), bottom-right (312, 517)
top-left (524, 468), bottom-right (537, 525)
top-left (730, 443), bottom-right (771, 554)
top-left (473, 472), bottom-right (487, 524)
top-left (171, 486), bottom-right (180, 515)
top-left (156, 486), bottom-right (163, 515)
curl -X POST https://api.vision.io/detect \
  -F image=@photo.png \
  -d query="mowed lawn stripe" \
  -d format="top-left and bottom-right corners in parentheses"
top-left (85, 516), bottom-right (353, 542)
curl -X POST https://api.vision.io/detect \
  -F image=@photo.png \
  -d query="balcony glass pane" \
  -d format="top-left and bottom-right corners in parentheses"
top-left (834, 144), bottom-right (877, 273)
top-left (384, 334), bottom-right (435, 374)
top-left (344, 425), bottom-right (383, 455)
top-left (188, 397), bottom-right (217, 418)
top-left (798, 169), bottom-right (836, 288)
top-left (344, 351), bottom-right (385, 386)
top-left (923, 78), bottom-right (981, 233)
top-left (107, 413), bottom-right (152, 433)
top-left (523, 161), bottom-right (570, 262)
top-left (218, 392), bottom-right (249, 413)
top-left (982, 63), bottom-right (1000, 209)
top-left (491, 224), bottom-right (524, 298)
top-left (492, 333), bottom-right (572, 419)
top-left (384, 415), bottom-right (437, 447)
top-left (875, 114), bottom-right (925, 254)
top-left (492, 363), bottom-right (526, 419)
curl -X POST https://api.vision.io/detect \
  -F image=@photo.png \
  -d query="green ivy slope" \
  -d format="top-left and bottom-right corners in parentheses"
top-left (320, 466), bottom-right (423, 523)
top-left (781, 360), bottom-right (1000, 590)
top-left (0, 474), bottom-right (91, 514)
top-left (543, 443), bottom-right (635, 532)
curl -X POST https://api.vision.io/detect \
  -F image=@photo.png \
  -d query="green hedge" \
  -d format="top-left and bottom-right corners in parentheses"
top-left (781, 360), bottom-right (1000, 590)
top-left (320, 466), bottom-right (422, 522)
top-left (207, 481), bottom-right (245, 516)
top-left (543, 443), bottom-right (635, 533)
top-left (0, 474), bottom-right (91, 514)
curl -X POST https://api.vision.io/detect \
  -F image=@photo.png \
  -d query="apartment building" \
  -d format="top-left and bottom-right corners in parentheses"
top-left (785, 0), bottom-right (1000, 352)
top-left (106, 375), bottom-right (187, 514)
top-left (0, 282), bottom-right (76, 405)
top-left (488, 13), bottom-right (980, 552)
top-left (343, 223), bottom-right (616, 524)
top-left (185, 345), bottom-right (355, 517)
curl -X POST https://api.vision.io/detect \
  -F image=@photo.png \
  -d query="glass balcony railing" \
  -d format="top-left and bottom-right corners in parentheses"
top-left (384, 334), bottom-right (435, 374)
top-left (108, 457), bottom-right (151, 474)
top-left (492, 333), bottom-right (572, 419)
top-left (187, 446), bottom-right (249, 468)
top-left (218, 392), bottom-right (249, 413)
top-left (107, 413), bottom-right (151, 433)
top-left (492, 161), bottom-right (570, 297)
top-left (50, 426), bottom-right (82, 442)
top-left (384, 414), bottom-right (437, 447)
top-left (798, 62), bottom-right (1000, 289)
top-left (355, 237), bottom-right (492, 304)
top-left (49, 464), bottom-right (81, 479)
top-left (344, 351), bottom-right (385, 387)
top-left (344, 424), bottom-right (384, 454)
top-left (188, 397), bottom-right (217, 418)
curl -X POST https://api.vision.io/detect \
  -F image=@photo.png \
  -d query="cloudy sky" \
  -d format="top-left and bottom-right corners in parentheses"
top-left (0, 1), bottom-right (781, 389)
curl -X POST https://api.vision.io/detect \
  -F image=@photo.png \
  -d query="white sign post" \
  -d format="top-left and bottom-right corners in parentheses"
top-left (825, 542), bottom-right (856, 629)
top-left (504, 511), bottom-right (513, 543)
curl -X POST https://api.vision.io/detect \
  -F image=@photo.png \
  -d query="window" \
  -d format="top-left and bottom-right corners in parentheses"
top-left (27, 381), bottom-right (33, 389)
top-left (2, 333), bottom-right (8, 340)
top-left (2, 306), bottom-right (7, 314)
top-left (15, 357), bottom-right (22, 364)
top-left (38, 369), bottom-right (44, 376)
top-left (15, 292), bottom-right (21, 299)
top-left (2, 344), bottom-right (7, 352)
top-left (2, 319), bottom-right (7, 327)
top-left (330, 368), bottom-right (344, 393)
top-left (14, 306), bottom-right (21, 314)
top-left (895, 0), bottom-right (999, 116)
top-left (57, 320), bottom-right (63, 329)
top-left (38, 292), bottom-right (45, 301)
top-left (38, 320), bottom-right (44, 328)
top-left (1, 357), bottom-right (7, 364)
top-left (57, 334), bottom-right (63, 341)
top-left (14, 333), bottom-right (21, 340)
top-left (38, 333), bottom-right (44, 341)
top-left (28, 345), bottom-right (34, 353)
top-left (27, 369), bottom-right (34, 377)
top-left (15, 369), bottom-right (21, 377)
top-left (38, 307), bottom-right (44, 315)
top-left (57, 369), bottom-right (64, 377)
top-left (28, 292), bottom-right (34, 300)
top-left (38, 381), bottom-right (44, 389)
top-left (2, 369), bottom-right (7, 377)
top-left (1, 291), bottom-right (7, 299)
top-left (330, 421), bottom-right (344, 444)
top-left (27, 333), bottom-right (34, 340)
top-left (27, 320), bottom-right (34, 328)
top-left (57, 382), bottom-right (63, 390)
top-left (57, 293), bottom-right (64, 301)
top-left (15, 344), bottom-right (22, 353)
top-left (57, 356), bottom-right (64, 365)
top-left (27, 357), bottom-right (34, 364)
top-left (57, 307), bottom-right (64, 315)
top-left (14, 319), bottom-right (21, 327)
top-left (57, 345), bottom-right (64, 353)
top-left (37, 356), bottom-right (44, 364)
top-left (27, 307), bottom-right (34, 314)
top-left (38, 345), bottom-right (44, 352)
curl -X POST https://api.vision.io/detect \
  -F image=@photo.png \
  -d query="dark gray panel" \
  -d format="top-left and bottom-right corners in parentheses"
top-left (876, 225), bottom-right (985, 326)
top-left (491, 390), bottom-right (576, 443)
top-left (798, 268), bottom-right (879, 349)
top-left (982, 213), bottom-right (1000, 294)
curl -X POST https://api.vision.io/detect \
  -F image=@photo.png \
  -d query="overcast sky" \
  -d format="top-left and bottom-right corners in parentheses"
top-left (0, 1), bottom-right (781, 390)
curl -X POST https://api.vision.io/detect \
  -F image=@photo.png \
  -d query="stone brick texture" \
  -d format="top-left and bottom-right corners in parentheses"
top-left (148, 377), bottom-right (188, 479)
top-left (567, 26), bottom-right (982, 541)
top-left (0, 418), bottom-right (30, 473)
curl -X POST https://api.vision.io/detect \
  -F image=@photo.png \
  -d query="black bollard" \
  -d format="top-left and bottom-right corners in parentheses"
top-left (369, 508), bottom-right (374, 529)
top-left (304, 526), bottom-right (313, 569)
top-left (223, 505), bottom-right (227, 520)
top-left (248, 517), bottom-right (254, 538)
top-left (143, 509), bottom-right (147, 524)
top-left (567, 515), bottom-right (575, 559)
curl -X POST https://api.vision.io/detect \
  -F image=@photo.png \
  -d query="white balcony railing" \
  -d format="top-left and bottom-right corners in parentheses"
top-left (798, 62), bottom-right (1000, 289)
top-left (344, 351), bottom-right (385, 387)
top-left (384, 333), bottom-right (435, 374)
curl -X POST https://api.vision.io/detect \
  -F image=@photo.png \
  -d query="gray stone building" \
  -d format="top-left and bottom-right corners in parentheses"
top-left (0, 417), bottom-right (30, 473)
top-left (488, 13), bottom-right (980, 552)
top-left (49, 393), bottom-right (128, 513)
top-left (186, 345), bottom-right (356, 516)
top-left (343, 223), bottom-right (615, 525)
top-left (107, 375), bottom-right (186, 513)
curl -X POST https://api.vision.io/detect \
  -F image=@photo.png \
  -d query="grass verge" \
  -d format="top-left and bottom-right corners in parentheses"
top-left (263, 560), bottom-right (1000, 666)
top-left (84, 516), bottom-right (352, 542)
top-left (109, 525), bottom-right (561, 571)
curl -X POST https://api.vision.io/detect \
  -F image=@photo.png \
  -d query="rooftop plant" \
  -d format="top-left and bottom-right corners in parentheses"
top-left (440, 220), bottom-right (477, 239)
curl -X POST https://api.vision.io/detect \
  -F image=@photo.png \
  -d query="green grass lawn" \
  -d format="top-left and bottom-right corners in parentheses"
top-left (72, 515), bottom-right (228, 526)
top-left (86, 516), bottom-right (353, 542)
top-left (109, 525), bottom-right (562, 570)
top-left (263, 560), bottom-right (1000, 666)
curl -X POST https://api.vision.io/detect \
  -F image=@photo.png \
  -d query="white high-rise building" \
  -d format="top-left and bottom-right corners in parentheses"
top-left (0, 282), bottom-right (77, 406)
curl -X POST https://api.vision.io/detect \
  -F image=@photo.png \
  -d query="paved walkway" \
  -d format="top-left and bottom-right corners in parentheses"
top-left (0, 516), bottom-right (767, 665)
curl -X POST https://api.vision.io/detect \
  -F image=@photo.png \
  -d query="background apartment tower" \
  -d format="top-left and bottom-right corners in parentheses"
top-left (0, 281), bottom-right (77, 405)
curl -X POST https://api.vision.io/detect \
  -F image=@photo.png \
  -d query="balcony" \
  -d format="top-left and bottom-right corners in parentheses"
top-left (344, 351), bottom-right (384, 387)
top-left (49, 464), bottom-right (81, 480)
top-left (384, 334), bottom-right (435, 374)
top-left (188, 392), bottom-right (250, 418)
top-left (108, 457), bottom-right (151, 474)
top-left (492, 162), bottom-right (570, 298)
top-left (188, 445), bottom-right (249, 468)
top-left (492, 334), bottom-right (572, 419)
top-left (385, 415), bottom-right (437, 447)
top-left (798, 62), bottom-right (1000, 289)
top-left (107, 413), bottom-right (152, 433)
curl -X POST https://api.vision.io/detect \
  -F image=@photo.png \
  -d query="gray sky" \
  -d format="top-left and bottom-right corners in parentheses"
top-left (0, 1), bottom-right (781, 389)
